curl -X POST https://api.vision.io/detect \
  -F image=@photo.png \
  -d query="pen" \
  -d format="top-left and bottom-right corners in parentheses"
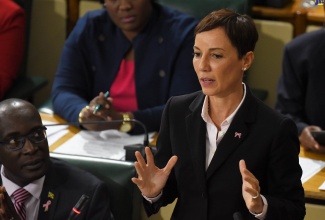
top-left (93, 91), bottom-right (109, 114)
top-left (68, 194), bottom-right (90, 220)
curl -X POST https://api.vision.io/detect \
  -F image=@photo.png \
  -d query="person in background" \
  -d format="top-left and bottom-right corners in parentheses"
top-left (51, 0), bottom-right (201, 134)
top-left (0, 0), bottom-right (25, 100)
top-left (0, 98), bottom-right (113, 219)
top-left (276, 5), bottom-right (325, 153)
top-left (132, 9), bottom-right (305, 219)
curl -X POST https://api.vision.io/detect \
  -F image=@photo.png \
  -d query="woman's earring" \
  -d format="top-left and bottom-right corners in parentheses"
top-left (242, 67), bottom-right (247, 71)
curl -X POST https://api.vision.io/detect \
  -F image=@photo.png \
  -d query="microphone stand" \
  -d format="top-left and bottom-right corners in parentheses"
top-left (44, 119), bottom-right (150, 161)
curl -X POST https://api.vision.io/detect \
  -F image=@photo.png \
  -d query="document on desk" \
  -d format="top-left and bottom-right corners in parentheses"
top-left (43, 120), bottom-right (69, 146)
top-left (48, 128), bottom-right (154, 160)
top-left (299, 157), bottom-right (325, 184)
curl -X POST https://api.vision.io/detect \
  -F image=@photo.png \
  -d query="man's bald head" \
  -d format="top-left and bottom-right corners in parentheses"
top-left (0, 98), bottom-right (49, 187)
top-left (0, 99), bottom-right (41, 126)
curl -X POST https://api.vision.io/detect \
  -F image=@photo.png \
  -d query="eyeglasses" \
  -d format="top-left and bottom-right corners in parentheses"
top-left (0, 126), bottom-right (47, 151)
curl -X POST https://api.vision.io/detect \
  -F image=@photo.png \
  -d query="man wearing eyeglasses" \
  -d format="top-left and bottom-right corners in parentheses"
top-left (0, 98), bottom-right (113, 219)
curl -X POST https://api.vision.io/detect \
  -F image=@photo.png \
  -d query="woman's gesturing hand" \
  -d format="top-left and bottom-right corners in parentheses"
top-left (132, 147), bottom-right (178, 198)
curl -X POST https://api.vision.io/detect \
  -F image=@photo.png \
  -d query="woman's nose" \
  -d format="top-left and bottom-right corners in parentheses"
top-left (198, 56), bottom-right (210, 72)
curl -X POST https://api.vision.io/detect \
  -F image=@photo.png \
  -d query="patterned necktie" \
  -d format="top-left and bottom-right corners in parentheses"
top-left (13, 188), bottom-right (31, 220)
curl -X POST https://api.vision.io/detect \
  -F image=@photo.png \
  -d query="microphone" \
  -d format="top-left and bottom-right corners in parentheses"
top-left (233, 212), bottom-right (244, 220)
top-left (68, 194), bottom-right (89, 220)
top-left (43, 119), bottom-right (151, 161)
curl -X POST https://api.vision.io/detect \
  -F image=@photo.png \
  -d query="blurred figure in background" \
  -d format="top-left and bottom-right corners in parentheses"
top-left (0, 0), bottom-right (25, 100)
top-left (51, 0), bottom-right (201, 134)
top-left (276, 5), bottom-right (325, 153)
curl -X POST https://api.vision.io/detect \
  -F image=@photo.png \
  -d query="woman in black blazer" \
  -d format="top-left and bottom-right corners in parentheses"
top-left (132, 9), bottom-right (305, 220)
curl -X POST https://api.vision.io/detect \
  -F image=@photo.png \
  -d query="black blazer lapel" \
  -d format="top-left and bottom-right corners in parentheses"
top-left (206, 87), bottom-right (257, 179)
top-left (185, 93), bottom-right (207, 191)
top-left (206, 118), bottom-right (248, 179)
top-left (39, 183), bottom-right (61, 220)
top-left (38, 161), bottom-right (63, 220)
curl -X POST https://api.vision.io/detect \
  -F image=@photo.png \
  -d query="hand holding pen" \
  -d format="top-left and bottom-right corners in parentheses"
top-left (91, 91), bottom-right (122, 121)
top-left (93, 91), bottom-right (109, 114)
top-left (79, 91), bottom-right (111, 124)
top-left (78, 91), bottom-right (134, 131)
top-left (79, 91), bottom-right (120, 130)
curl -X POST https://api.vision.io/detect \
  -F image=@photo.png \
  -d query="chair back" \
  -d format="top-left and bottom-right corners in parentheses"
top-left (4, 0), bottom-right (48, 102)
top-left (249, 19), bottom-right (293, 107)
top-left (12, 0), bottom-right (32, 78)
top-left (50, 153), bottom-right (141, 220)
top-left (66, 0), bottom-right (103, 37)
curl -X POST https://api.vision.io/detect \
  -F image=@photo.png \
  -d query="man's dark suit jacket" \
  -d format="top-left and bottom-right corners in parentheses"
top-left (1, 158), bottom-right (113, 220)
top-left (276, 29), bottom-right (325, 134)
top-left (144, 87), bottom-right (305, 220)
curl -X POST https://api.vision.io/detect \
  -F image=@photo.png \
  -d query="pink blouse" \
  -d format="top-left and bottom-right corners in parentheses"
top-left (110, 59), bottom-right (138, 112)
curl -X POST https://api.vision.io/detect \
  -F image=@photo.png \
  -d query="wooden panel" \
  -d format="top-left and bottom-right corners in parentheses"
top-left (66, 0), bottom-right (100, 37)
top-left (252, 0), bottom-right (324, 37)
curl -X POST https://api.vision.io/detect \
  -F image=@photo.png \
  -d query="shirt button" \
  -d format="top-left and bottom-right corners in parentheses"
top-left (202, 192), bottom-right (206, 198)
top-left (92, 66), bottom-right (96, 71)
top-left (158, 36), bottom-right (164, 44)
top-left (159, 70), bottom-right (166, 77)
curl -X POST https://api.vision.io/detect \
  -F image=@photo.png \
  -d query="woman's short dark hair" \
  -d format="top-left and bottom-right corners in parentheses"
top-left (195, 9), bottom-right (258, 59)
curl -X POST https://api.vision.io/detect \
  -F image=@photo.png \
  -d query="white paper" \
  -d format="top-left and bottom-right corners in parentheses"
top-left (299, 157), bottom-right (325, 183)
top-left (318, 181), bottom-right (325, 191)
top-left (42, 120), bottom-right (69, 146)
top-left (52, 129), bottom-right (155, 160)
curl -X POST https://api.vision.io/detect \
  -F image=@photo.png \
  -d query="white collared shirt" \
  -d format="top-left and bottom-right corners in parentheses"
top-left (200, 83), bottom-right (267, 219)
top-left (201, 83), bottom-right (246, 169)
top-left (1, 166), bottom-right (45, 220)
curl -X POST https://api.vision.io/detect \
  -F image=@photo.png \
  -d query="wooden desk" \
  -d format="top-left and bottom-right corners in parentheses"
top-left (306, 2), bottom-right (325, 23)
top-left (41, 113), bottom-right (325, 201)
top-left (41, 113), bottom-right (80, 152)
top-left (252, 0), bottom-right (324, 37)
top-left (300, 147), bottom-right (325, 202)
top-left (41, 112), bottom-right (157, 150)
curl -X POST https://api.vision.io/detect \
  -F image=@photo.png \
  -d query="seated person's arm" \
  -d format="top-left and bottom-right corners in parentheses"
top-left (299, 126), bottom-right (325, 153)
